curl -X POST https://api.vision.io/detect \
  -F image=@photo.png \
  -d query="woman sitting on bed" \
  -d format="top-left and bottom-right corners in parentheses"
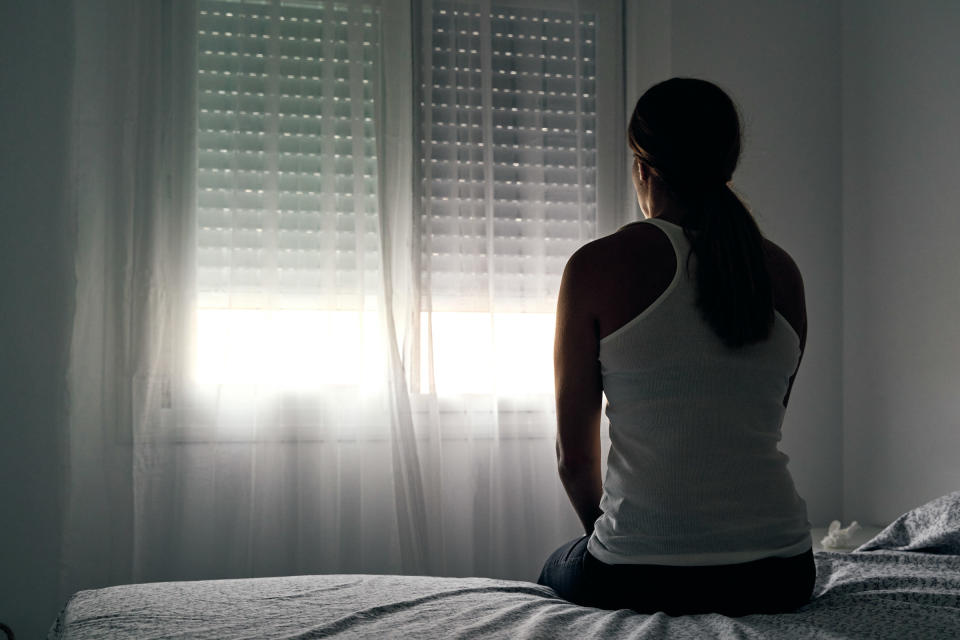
top-left (538, 77), bottom-right (815, 616)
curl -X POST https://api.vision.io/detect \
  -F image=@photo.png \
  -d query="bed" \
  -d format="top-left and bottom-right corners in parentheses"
top-left (49, 492), bottom-right (960, 639)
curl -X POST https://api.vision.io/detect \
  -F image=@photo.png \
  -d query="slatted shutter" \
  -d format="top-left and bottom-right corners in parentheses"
top-left (420, 1), bottom-right (598, 314)
top-left (197, 0), bottom-right (381, 311)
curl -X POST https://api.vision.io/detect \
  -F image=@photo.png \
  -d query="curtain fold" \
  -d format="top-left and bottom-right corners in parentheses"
top-left (63, 0), bottom-right (586, 604)
top-left (64, 0), bottom-right (198, 595)
top-left (376, 0), bottom-right (433, 574)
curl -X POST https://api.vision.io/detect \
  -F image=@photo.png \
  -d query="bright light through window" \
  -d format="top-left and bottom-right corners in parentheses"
top-left (196, 309), bottom-right (386, 389)
top-left (422, 312), bottom-right (555, 396)
top-left (196, 310), bottom-right (556, 396)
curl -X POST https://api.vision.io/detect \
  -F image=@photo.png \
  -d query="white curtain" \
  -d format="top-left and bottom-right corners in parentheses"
top-left (62, 0), bottom-right (604, 601)
top-left (413, 0), bottom-right (602, 577)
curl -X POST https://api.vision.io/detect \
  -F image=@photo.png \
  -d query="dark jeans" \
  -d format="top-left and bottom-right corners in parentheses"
top-left (537, 536), bottom-right (816, 616)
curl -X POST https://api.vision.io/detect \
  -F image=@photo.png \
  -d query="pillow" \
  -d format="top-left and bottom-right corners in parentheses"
top-left (856, 490), bottom-right (960, 554)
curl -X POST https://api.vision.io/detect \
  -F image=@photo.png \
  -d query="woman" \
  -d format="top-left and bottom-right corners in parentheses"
top-left (538, 78), bottom-right (815, 616)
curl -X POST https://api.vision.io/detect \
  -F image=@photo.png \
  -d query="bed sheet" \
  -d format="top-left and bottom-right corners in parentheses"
top-left (49, 492), bottom-right (960, 639)
top-left (47, 549), bottom-right (960, 640)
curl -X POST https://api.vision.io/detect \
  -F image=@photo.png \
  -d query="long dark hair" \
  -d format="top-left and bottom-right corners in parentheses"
top-left (628, 78), bottom-right (773, 348)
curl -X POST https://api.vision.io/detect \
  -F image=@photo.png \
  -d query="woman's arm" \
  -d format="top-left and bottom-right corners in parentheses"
top-left (764, 239), bottom-right (808, 408)
top-left (553, 246), bottom-right (604, 535)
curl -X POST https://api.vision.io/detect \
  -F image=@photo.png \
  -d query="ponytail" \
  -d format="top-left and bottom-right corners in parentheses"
top-left (683, 185), bottom-right (773, 348)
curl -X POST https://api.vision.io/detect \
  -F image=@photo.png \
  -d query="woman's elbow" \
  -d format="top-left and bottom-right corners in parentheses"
top-left (556, 453), bottom-right (595, 479)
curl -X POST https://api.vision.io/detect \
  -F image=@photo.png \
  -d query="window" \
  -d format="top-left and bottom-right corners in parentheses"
top-left (195, 0), bottom-right (384, 387)
top-left (419, 1), bottom-right (599, 395)
top-left (192, 0), bottom-right (623, 395)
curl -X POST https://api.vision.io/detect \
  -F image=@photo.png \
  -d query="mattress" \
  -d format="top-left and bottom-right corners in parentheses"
top-left (49, 492), bottom-right (960, 639)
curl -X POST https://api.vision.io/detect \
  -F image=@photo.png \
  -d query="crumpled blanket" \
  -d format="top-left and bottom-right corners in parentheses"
top-left (857, 490), bottom-right (960, 554)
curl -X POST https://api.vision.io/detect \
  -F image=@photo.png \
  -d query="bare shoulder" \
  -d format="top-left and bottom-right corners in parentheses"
top-left (561, 222), bottom-right (676, 338)
top-left (762, 237), bottom-right (806, 342)
top-left (563, 222), bottom-right (672, 289)
top-left (562, 234), bottom-right (610, 281)
top-left (762, 238), bottom-right (802, 279)
top-left (762, 238), bottom-right (805, 298)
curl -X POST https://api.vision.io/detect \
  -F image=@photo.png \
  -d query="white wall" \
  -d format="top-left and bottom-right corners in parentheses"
top-left (842, 0), bottom-right (960, 524)
top-left (0, 1), bottom-right (74, 637)
top-left (630, 0), bottom-right (844, 527)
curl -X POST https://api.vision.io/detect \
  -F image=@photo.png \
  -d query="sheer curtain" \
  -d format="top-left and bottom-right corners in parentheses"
top-left (63, 0), bottom-right (618, 599)
top-left (413, 0), bottom-right (606, 577)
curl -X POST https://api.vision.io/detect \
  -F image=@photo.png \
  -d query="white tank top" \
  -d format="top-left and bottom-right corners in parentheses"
top-left (587, 217), bottom-right (811, 566)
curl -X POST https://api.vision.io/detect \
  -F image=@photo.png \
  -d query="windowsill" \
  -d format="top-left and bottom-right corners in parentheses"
top-left (128, 386), bottom-right (562, 444)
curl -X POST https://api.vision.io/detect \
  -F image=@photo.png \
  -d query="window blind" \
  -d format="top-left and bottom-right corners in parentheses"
top-left (421, 1), bottom-right (598, 313)
top-left (197, 0), bottom-right (381, 311)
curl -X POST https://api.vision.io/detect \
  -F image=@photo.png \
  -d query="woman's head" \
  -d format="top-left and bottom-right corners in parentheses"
top-left (628, 78), bottom-right (742, 204)
top-left (628, 78), bottom-right (773, 349)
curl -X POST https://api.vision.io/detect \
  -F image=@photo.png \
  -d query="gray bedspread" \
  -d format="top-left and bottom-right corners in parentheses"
top-left (49, 493), bottom-right (960, 639)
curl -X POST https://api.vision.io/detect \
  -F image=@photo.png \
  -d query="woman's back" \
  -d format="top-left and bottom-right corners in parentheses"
top-left (580, 217), bottom-right (810, 566)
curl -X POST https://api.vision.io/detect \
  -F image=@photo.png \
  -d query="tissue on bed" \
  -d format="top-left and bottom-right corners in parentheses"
top-left (820, 520), bottom-right (861, 549)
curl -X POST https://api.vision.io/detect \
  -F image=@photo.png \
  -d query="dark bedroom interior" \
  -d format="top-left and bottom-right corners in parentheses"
top-left (2, 0), bottom-right (959, 638)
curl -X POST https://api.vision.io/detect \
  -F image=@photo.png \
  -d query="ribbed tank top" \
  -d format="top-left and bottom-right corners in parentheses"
top-left (587, 217), bottom-right (811, 566)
